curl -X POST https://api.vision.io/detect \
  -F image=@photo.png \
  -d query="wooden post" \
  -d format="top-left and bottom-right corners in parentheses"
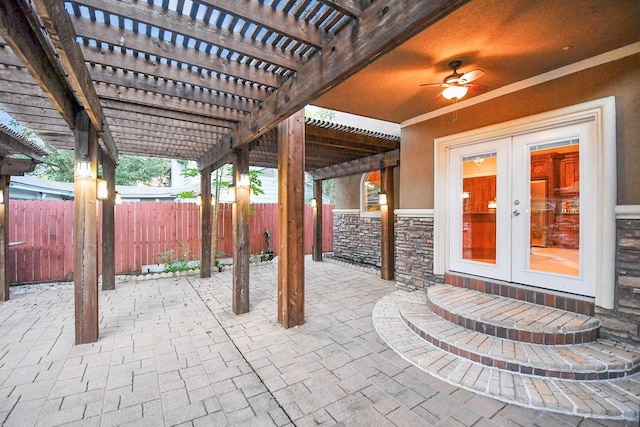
top-left (277, 110), bottom-right (305, 328)
top-left (381, 166), bottom-right (395, 280)
top-left (232, 146), bottom-right (250, 315)
top-left (74, 109), bottom-right (99, 344)
top-left (101, 153), bottom-right (116, 290)
top-left (0, 176), bottom-right (9, 301)
top-left (312, 179), bottom-right (323, 262)
top-left (200, 165), bottom-right (212, 278)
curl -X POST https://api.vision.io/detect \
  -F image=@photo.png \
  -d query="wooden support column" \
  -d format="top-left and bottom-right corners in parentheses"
top-left (232, 146), bottom-right (250, 315)
top-left (200, 165), bottom-right (212, 278)
top-left (74, 109), bottom-right (99, 344)
top-left (101, 153), bottom-right (116, 291)
top-left (381, 166), bottom-right (395, 280)
top-left (312, 179), bottom-right (323, 262)
top-left (277, 110), bottom-right (305, 328)
top-left (0, 176), bottom-right (9, 301)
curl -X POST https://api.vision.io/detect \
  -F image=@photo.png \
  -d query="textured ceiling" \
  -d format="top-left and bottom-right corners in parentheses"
top-left (313, 0), bottom-right (640, 123)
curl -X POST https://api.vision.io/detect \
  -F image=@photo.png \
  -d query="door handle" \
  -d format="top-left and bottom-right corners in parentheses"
top-left (513, 210), bottom-right (520, 216)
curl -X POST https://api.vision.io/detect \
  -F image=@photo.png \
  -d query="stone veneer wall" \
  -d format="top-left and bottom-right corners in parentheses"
top-left (395, 214), bottom-right (443, 291)
top-left (332, 212), bottom-right (381, 267)
top-left (596, 216), bottom-right (640, 345)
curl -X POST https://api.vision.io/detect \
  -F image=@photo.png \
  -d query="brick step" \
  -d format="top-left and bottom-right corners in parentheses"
top-left (400, 300), bottom-right (640, 380)
top-left (372, 290), bottom-right (640, 421)
top-left (427, 284), bottom-right (600, 345)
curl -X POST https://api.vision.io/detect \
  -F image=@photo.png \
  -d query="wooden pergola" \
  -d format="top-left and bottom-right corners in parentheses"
top-left (0, 0), bottom-right (467, 343)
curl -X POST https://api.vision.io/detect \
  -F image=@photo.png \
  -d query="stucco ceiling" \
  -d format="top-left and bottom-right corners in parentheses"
top-left (313, 0), bottom-right (640, 124)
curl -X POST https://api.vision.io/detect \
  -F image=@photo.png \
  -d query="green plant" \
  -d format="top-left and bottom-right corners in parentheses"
top-left (157, 247), bottom-right (199, 274)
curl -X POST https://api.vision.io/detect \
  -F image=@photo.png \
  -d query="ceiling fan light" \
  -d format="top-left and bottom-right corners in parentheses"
top-left (442, 85), bottom-right (468, 100)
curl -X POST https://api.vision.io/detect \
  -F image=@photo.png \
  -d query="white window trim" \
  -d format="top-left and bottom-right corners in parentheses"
top-left (360, 172), bottom-right (381, 218)
top-left (434, 97), bottom-right (616, 309)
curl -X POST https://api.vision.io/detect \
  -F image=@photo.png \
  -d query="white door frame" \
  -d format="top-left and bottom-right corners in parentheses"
top-left (434, 97), bottom-right (616, 309)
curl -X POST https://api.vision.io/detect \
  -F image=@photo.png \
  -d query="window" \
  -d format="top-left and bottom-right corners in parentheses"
top-left (361, 171), bottom-right (381, 216)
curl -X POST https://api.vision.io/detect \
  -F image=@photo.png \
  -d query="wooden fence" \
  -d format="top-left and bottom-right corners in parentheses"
top-left (7, 200), bottom-right (334, 284)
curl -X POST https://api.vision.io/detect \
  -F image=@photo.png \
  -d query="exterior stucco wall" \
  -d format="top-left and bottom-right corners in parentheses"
top-left (334, 175), bottom-right (360, 209)
top-left (400, 54), bottom-right (640, 209)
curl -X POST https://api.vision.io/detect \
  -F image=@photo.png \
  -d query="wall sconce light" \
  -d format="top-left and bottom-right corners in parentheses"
top-left (0, 189), bottom-right (4, 204)
top-left (487, 199), bottom-right (497, 209)
top-left (238, 173), bottom-right (250, 187)
top-left (310, 198), bottom-right (317, 208)
top-left (462, 191), bottom-right (471, 199)
top-left (196, 194), bottom-right (202, 206)
top-left (75, 154), bottom-right (92, 179)
top-left (97, 179), bottom-right (108, 200)
top-left (227, 185), bottom-right (236, 202)
top-left (115, 192), bottom-right (122, 205)
top-left (379, 193), bottom-right (388, 206)
top-left (442, 84), bottom-right (469, 100)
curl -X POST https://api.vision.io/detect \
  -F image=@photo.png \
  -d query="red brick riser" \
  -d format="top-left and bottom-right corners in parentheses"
top-left (444, 273), bottom-right (595, 316)
top-left (399, 312), bottom-right (639, 380)
top-left (426, 298), bottom-right (599, 345)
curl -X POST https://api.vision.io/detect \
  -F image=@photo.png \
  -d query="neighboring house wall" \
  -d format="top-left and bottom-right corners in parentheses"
top-left (398, 53), bottom-right (640, 344)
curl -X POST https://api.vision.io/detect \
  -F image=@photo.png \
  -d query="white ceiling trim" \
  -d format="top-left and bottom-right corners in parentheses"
top-left (401, 42), bottom-right (640, 128)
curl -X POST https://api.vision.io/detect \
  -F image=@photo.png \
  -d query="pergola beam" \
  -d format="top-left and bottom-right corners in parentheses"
top-left (33, 0), bottom-right (118, 164)
top-left (0, 0), bottom-right (78, 128)
top-left (310, 149), bottom-right (399, 180)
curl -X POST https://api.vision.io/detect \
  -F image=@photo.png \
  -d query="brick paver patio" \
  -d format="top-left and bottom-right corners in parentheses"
top-left (0, 258), bottom-right (630, 426)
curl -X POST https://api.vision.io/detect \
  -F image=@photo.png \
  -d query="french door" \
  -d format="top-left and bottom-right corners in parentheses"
top-left (448, 121), bottom-right (596, 296)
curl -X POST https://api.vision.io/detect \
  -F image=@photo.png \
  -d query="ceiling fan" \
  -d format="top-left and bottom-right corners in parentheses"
top-left (420, 60), bottom-right (485, 100)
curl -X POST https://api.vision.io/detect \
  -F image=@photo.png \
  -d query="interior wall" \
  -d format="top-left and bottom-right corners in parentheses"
top-left (400, 53), bottom-right (640, 209)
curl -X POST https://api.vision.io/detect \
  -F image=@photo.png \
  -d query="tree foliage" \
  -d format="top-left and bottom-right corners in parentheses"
top-left (30, 146), bottom-right (170, 186)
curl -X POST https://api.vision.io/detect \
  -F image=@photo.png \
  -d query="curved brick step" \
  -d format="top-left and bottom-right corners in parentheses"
top-left (427, 284), bottom-right (600, 345)
top-left (372, 290), bottom-right (640, 421)
top-left (400, 301), bottom-right (640, 380)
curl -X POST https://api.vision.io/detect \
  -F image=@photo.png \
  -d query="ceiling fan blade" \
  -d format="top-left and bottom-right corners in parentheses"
top-left (419, 82), bottom-right (448, 87)
top-left (458, 69), bottom-right (484, 85)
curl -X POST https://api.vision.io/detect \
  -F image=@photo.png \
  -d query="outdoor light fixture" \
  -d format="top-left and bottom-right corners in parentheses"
top-left (196, 195), bottom-right (202, 206)
top-left (228, 185), bottom-right (236, 202)
top-left (115, 192), bottom-right (122, 205)
top-left (441, 84), bottom-right (468, 100)
top-left (238, 173), bottom-right (250, 187)
top-left (379, 193), bottom-right (388, 206)
top-left (310, 198), bottom-right (317, 208)
top-left (75, 154), bottom-right (92, 178)
top-left (97, 179), bottom-right (108, 200)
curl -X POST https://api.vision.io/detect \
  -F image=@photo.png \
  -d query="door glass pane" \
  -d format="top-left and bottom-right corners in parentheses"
top-left (461, 153), bottom-right (497, 264)
top-left (529, 140), bottom-right (579, 276)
